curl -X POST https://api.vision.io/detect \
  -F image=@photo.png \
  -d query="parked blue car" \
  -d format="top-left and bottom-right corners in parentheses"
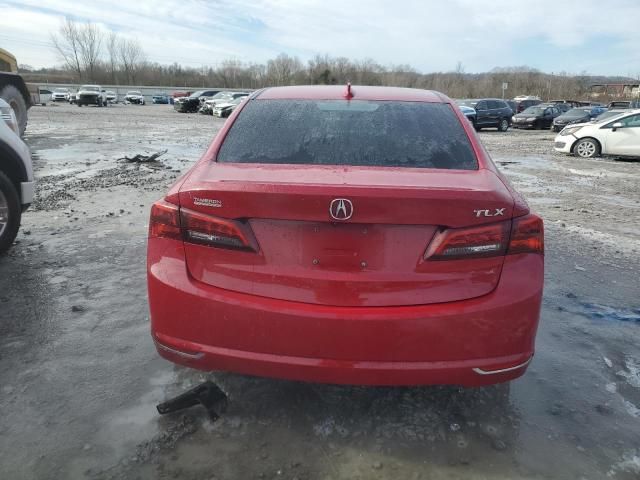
top-left (458, 105), bottom-right (476, 125)
top-left (552, 106), bottom-right (608, 132)
top-left (152, 93), bottom-right (169, 104)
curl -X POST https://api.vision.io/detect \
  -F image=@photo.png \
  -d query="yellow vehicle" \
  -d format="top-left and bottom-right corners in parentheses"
top-left (0, 48), bottom-right (32, 136)
top-left (0, 48), bottom-right (18, 73)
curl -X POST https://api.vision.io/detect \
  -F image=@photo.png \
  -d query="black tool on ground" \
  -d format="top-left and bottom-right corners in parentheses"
top-left (119, 149), bottom-right (167, 163)
top-left (156, 381), bottom-right (228, 421)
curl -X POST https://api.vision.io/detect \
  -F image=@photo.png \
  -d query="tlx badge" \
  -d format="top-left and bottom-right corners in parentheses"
top-left (474, 208), bottom-right (505, 218)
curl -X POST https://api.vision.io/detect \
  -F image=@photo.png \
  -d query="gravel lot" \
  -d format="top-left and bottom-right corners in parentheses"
top-left (1, 103), bottom-right (639, 480)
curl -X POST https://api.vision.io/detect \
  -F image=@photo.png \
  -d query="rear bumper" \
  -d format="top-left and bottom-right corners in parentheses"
top-left (20, 181), bottom-right (34, 206)
top-left (148, 239), bottom-right (543, 386)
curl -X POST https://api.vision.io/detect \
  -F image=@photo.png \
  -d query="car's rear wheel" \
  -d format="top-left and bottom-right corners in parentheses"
top-left (573, 138), bottom-right (600, 158)
top-left (0, 171), bottom-right (21, 254)
top-left (497, 118), bottom-right (509, 132)
top-left (0, 85), bottom-right (28, 136)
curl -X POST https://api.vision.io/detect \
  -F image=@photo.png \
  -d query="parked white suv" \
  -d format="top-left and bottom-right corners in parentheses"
top-left (554, 109), bottom-right (640, 158)
top-left (51, 88), bottom-right (71, 102)
top-left (0, 98), bottom-right (34, 252)
top-left (124, 91), bottom-right (145, 105)
top-left (76, 85), bottom-right (107, 107)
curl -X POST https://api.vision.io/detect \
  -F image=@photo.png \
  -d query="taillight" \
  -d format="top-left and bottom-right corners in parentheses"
top-left (424, 222), bottom-right (510, 261)
top-left (149, 200), bottom-right (181, 240)
top-left (508, 214), bottom-right (544, 255)
top-left (424, 214), bottom-right (544, 261)
top-left (149, 201), bottom-right (258, 252)
top-left (180, 208), bottom-right (257, 251)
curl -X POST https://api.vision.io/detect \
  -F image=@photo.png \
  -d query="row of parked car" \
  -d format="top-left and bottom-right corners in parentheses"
top-left (456, 95), bottom-right (640, 134)
top-left (553, 106), bottom-right (640, 158)
top-left (456, 94), bottom-right (640, 159)
top-left (47, 86), bottom-right (253, 116)
top-left (172, 90), bottom-right (250, 117)
top-left (50, 86), bottom-right (150, 106)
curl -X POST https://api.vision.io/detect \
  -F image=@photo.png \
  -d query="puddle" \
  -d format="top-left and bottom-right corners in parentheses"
top-left (576, 302), bottom-right (640, 323)
top-left (494, 155), bottom-right (553, 168)
top-left (568, 168), bottom-right (634, 179)
top-left (617, 357), bottom-right (640, 388)
top-left (93, 369), bottom-right (180, 461)
top-left (35, 142), bottom-right (202, 178)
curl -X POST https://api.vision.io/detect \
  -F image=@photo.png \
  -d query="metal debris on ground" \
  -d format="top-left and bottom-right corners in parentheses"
top-left (157, 381), bottom-right (228, 421)
top-left (119, 149), bottom-right (168, 163)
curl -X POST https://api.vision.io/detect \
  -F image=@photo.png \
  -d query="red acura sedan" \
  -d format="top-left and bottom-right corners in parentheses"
top-left (147, 85), bottom-right (544, 386)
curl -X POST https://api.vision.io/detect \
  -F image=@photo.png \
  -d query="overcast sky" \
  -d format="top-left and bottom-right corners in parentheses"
top-left (1, 0), bottom-right (640, 76)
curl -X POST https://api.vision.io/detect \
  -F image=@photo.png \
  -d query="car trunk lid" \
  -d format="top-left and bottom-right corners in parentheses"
top-left (179, 164), bottom-right (514, 307)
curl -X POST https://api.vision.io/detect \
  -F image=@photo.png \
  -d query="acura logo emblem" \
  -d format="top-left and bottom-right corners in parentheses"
top-left (329, 198), bottom-right (353, 220)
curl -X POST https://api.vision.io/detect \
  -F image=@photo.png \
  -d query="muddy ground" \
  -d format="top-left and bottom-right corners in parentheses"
top-left (1, 103), bottom-right (639, 480)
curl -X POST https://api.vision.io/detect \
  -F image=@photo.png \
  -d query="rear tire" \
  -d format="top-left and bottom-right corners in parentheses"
top-left (497, 118), bottom-right (509, 132)
top-left (0, 171), bottom-right (21, 254)
top-left (573, 138), bottom-right (600, 158)
top-left (0, 85), bottom-right (28, 136)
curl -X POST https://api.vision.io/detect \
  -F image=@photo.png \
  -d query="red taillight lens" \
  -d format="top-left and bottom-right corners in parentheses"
top-left (424, 222), bottom-right (510, 260)
top-left (149, 200), bottom-right (258, 251)
top-left (424, 214), bottom-right (544, 261)
top-left (149, 200), bottom-right (181, 240)
top-left (508, 214), bottom-right (544, 255)
top-left (180, 208), bottom-right (257, 251)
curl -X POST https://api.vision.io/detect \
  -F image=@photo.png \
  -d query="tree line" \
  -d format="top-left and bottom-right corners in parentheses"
top-left (26, 18), bottom-right (632, 101)
top-left (50, 18), bottom-right (144, 84)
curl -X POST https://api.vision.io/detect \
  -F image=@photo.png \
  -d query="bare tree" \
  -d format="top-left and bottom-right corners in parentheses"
top-left (118, 38), bottom-right (144, 84)
top-left (266, 53), bottom-right (303, 86)
top-left (50, 18), bottom-right (83, 80)
top-left (215, 59), bottom-right (244, 88)
top-left (308, 54), bottom-right (334, 84)
top-left (106, 31), bottom-right (119, 84)
top-left (78, 22), bottom-right (103, 82)
top-left (51, 19), bottom-right (104, 81)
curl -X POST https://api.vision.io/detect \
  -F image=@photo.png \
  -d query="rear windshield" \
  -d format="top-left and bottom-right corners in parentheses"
top-left (522, 107), bottom-right (544, 115)
top-left (565, 108), bottom-right (590, 116)
top-left (217, 100), bottom-right (477, 170)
